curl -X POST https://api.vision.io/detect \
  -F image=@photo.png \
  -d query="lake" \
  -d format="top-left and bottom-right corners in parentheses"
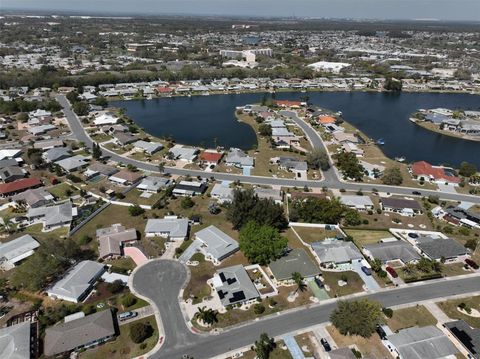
top-left (111, 91), bottom-right (480, 167)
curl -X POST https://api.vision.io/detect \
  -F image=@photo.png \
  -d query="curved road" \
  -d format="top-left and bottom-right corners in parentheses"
top-left (57, 94), bottom-right (480, 204)
top-left (132, 260), bottom-right (480, 359)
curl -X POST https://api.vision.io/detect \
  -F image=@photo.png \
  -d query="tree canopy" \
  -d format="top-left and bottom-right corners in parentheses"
top-left (239, 221), bottom-right (288, 265)
top-left (253, 333), bottom-right (276, 359)
top-left (289, 197), bottom-right (346, 224)
top-left (306, 149), bottom-right (330, 171)
top-left (330, 299), bottom-right (383, 337)
top-left (381, 167), bottom-right (403, 185)
top-left (459, 161), bottom-right (477, 177)
top-left (226, 188), bottom-right (287, 230)
top-left (335, 151), bottom-right (364, 181)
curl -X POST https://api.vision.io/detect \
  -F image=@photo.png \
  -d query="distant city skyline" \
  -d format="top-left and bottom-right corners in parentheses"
top-left (2, 0), bottom-right (480, 21)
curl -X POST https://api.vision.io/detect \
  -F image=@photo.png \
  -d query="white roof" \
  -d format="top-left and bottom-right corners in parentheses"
top-left (0, 322), bottom-right (31, 359)
top-left (93, 113), bottom-right (119, 126)
top-left (339, 195), bottom-right (374, 208)
top-left (0, 234), bottom-right (39, 262)
top-left (195, 225), bottom-right (239, 260)
top-left (0, 149), bottom-right (22, 161)
top-left (145, 217), bottom-right (189, 238)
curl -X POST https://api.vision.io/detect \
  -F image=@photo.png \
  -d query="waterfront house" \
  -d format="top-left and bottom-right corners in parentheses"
top-left (133, 140), bottom-right (164, 155)
top-left (169, 145), bottom-right (198, 162)
top-left (411, 161), bottom-right (460, 185)
top-left (225, 148), bottom-right (254, 168)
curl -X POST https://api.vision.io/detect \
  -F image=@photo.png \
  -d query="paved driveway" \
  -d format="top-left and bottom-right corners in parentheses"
top-left (351, 259), bottom-right (381, 291)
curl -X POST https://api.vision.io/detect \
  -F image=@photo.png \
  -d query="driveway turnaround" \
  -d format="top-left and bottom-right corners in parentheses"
top-left (130, 260), bottom-right (480, 359)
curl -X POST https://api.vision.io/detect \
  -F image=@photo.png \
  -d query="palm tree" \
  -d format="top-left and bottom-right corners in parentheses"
top-left (195, 306), bottom-right (218, 326)
top-left (292, 272), bottom-right (306, 293)
top-left (403, 262), bottom-right (416, 276)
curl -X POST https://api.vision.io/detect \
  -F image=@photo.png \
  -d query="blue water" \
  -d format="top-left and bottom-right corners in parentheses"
top-left (111, 91), bottom-right (480, 167)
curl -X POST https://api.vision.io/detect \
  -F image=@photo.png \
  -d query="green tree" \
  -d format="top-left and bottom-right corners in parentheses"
top-left (92, 142), bottom-right (102, 160)
top-left (306, 149), bottom-right (330, 171)
top-left (129, 322), bottom-right (153, 344)
top-left (292, 272), bottom-right (306, 293)
top-left (335, 151), bottom-right (364, 181)
top-left (121, 293), bottom-right (137, 307)
top-left (107, 279), bottom-right (124, 294)
top-left (239, 221), bottom-right (288, 265)
top-left (381, 167), bottom-right (403, 186)
top-left (181, 196), bottom-right (195, 209)
top-left (384, 77), bottom-right (403, 92)
top-left (17, 112), bottom-right (28, 122)
top-left (459, 162), bottom-right (477, 177)
top-left (72, 101), bottom-right (89, 116)
top-left (194, 306), bottom-right (218, 325)
top-left (370, 258), bottom-right (382, 272)
top-left (258, 123), bottom-right (272, 137)
top-left (253, 303), bottom-right (266, 314)
top-left (226, 189), bottom-right (287, 230)
top-left (331, 299), bottom-right (383, 337)
top-left (289, 197), bottom-right (346, 224)
top-left (253, 333), bottom-right (275, 359)
top-left (128, 204), bottom-right (145, 216)
top-left (344, 209), bottom-right (362, 226)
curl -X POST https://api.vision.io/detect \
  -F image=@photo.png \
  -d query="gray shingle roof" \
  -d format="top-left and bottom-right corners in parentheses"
top-left (312, 239), bottom-right (363, 264)
top-left (195, 225), bottom-right (239, 261)
top-left (55, 155), bottom-right (89, 172)
top-left (380, 197), bottom-right (423, 211)
top-left (364, 240), bottom-right (420, 263)
top-left (0, 321), bottom-right (31, 359)
top-left (269, 248), bottom-right (320, 280)
top-left (213, 265), bottom-right (259, 306)
top-left (27, 201), bottom-right (74, 227)
top-left (387, 326), bottom-right (458, 359)
top-left (44, 310), bottom-right (115, 356)
top-left (445, 320), bottom-right (480, 358)
top-left (0, 234), bottom-right (39, 263)
top-left (47, 260), bottom-right (105, 302)
top-left (416, 236), bottom-right (469, 260)
top-left (145, 217), bottom-right (189, 238)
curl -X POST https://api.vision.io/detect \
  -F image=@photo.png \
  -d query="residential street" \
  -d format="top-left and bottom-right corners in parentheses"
top-left (131, 259), bottom-right (480, 359)
top-left (56, 94), bottom-right (480, 205)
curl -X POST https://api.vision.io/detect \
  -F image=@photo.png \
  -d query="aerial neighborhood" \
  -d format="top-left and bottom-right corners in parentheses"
top-left (0, 10), bottom-right (480, 359)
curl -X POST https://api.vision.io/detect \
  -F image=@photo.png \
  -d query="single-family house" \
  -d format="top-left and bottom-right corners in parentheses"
top-left (0, 177), bottom-right (42, 197)
top-left (254, 187), bottom-right (283, 204)
top-left (133, 140), bottom-right (164, 155)
top-left (108, 170), bottom-right (143, 185)
top-left (93, 112), bottom-right (119, 126)
top-left (26, 201), bottom-right (76, 230)
top-left (137, 176), bottom-right (170, 193)
top-left (0, 322), bottom-right (33, 359)
top-left (55, 155), bottom-right (89, 173)
top-left (44, 310), bottom-right (116, 357)
top-left (47, 260), bottom-right (106, 302)
top-left (83, 162), bottom-right (119, 179)
top-left (12, 187), bottom-right (54, 208)
top-left (194, 225), bottom-right (239, 263)
top-left (272, 157), bottom-right (308, 175)
top-left (269, 248), bottom-right (320, 281)
top-left (210, 183), bottom-right (234, 204)
top-left (0, 166), bottom-right (26, 183)
top-left (42, 147), bottom-right (71, 163)
top-left (169, 145), bottom-right (198, 162)
top-left (380, 197), bottom-right (423, 216)
top-left (412, 161), bottom-right (461, 184)
top-left (311, 239), bottom-right (364, 266)
top-left (172, 181), bottom-right (207, 197)
top-left (0, 234), bottom-right (40, 270)
top-left (145, 217), bottom-right (189, 241)
top-left (339, 195), bottom-right (374, 211)
top-left (386, 326), bottom-right (458, 359)
top-left (445, 320), bottom-right (480, 359)
top-left (96, 224), bottom-right (137, 259)
top-left (212, 265), bottom-right (260, 307)
top-left (113, 131), bottom-right (138, 146)
top-left (225, 148), bottom-right (254, 168)
top-left (200, 150), bottom-right (223, 166)
top-left (415, 235), bottom-right (469, 262)
top-left (363, 240), bottom-right (421, 265)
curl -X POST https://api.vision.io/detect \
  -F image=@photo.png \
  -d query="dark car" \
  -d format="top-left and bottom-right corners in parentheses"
top-left (361, 266), bottom-right (372, 276)
top-left (314, 277), bottom-right (324, 288)
top-left (320, 338), bottom-right (331, 352)
top-left (385, 266), bottom-right (398, 278)
top-left (412, 191), bottom-right (421, 195)
top-left (465, 258), bottom-right (479, 269)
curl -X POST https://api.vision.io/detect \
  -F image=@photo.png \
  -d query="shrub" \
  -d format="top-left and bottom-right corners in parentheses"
top-left (181, 196), bottom-right (195, 209)
top-left (79, 235), bottom-right (92, 245)
top-left (382, 307), bottom-right (394, 318)
top-left (253, 304), bottom-right (265, 315)
top-left (128, 204), bottom-right (145, 216)
top-left (129, 322), bottom-right (153, 344)
top-left (121, 293), bottom-right (137, 308)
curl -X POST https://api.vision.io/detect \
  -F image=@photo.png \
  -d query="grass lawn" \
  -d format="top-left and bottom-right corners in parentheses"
top-left (21, 223), bottom-right (69, 241)
top-left (442, 262), bottom-right (472, 277)
top-left (104, 257), bottom-right (137, 273)
top-left (385, 305), bottom-right (437, 332)
top-left (122, 188), bottom-right (165, 207)
top-left (343, 229), bottom-right (392, 247)
top-left (294, 332), bottom-right (315, 357)
top-left (292, 226), bottom-right (342, 244)
top-left (326, 325), bottom-right (392, 358)
top-left (322, 271), bottom-right (364, 297)
top-left (48, 182), bottom-right (80, 200)
top-left (183, 254), bottom-right (214, 304)
top-left (79, 315), bottom-right (158, 359)
top-left (437, 295), bottom-right (480, 328)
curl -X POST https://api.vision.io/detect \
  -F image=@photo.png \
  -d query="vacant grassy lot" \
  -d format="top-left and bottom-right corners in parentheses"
top-left (291, 226), bottom-right (343, 244)
top-left (322, 271), bottom-right (364, 297)
top-left (326, 325), bottom-right (392, 359)
top-left (385, 305), bottom-right (437, 332)
top-left (79, 315), bottom-right (158, 359)
top-left (438, 296), bottom-right (480, 328)
top-left (344, 229), bottom-right (393, 247)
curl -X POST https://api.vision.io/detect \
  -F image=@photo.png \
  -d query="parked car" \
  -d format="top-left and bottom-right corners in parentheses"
top-left (465, 258), bottom-right (479, 269)
top-left (412, 191), bottom-right (421, 195)
top-left (118, 311), bottom-right (138, 321)
top-left (320, 338), bottom-right (331, 352)
top-left (361, 266), bottom-right (372, 276)
top-left (314, 277), bottom-right (324, 288)
top-left (385, 266), bottom-right (398, 278)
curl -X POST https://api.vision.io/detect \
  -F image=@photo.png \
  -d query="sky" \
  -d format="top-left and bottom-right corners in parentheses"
top-left (2, 0), bottom-right (480, 21)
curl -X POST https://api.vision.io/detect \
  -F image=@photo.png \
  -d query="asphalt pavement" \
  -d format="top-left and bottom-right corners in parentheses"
top-left (131, 260), bottom-right (480, 359)
top-left (56, 94), bottom-right (480, 204)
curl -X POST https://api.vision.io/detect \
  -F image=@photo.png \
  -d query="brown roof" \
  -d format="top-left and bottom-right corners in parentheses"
top-left (109, 169), bottom-right (143, 183)
top-left (0, 177), bottom-right (42, 195)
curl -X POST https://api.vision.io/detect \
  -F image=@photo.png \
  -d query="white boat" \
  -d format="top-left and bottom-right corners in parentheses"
top-left (395, 156), bottom-right (406, 162)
